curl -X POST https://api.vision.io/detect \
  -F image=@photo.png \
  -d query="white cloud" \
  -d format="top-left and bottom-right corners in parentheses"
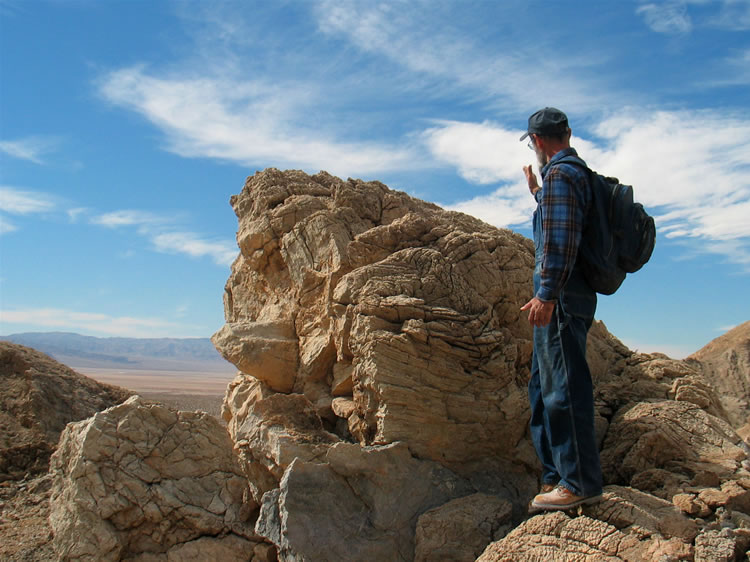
top-left (0, 186), bottom-right (56, 214)
top-left (151, 231), bottom-right (236, 267)
top-left (427, 108), bottom-right (750, 268)
top-left (637, 2), bottom-right (693, 34)
top-left (0, 136), bottom-right (60, 164)
top-left (90, 208), bottom-right (236, 266)
top-left (91, 209), bottom-right (170, 229)
top-left (0, 307), bottom-right (203, 338)
top-left (66, 207), bottom-right (90, 223)
top-left (98, 66), bottom-right (419, 178)
top-left (0, 187), bottom-right (56, 234)
top-left (422, 121), bottom-right (531, 185)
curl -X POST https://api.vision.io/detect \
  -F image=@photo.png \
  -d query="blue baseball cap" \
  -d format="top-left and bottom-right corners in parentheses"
top-left (519, 107), bottom-right (569, 141)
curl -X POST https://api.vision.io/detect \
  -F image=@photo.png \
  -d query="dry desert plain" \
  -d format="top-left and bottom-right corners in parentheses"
top-left (78, 366), bottom-right (236, 419)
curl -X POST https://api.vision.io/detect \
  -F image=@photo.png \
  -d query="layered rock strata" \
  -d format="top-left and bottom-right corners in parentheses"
top-left (212, 168), bottom-right (538, 480)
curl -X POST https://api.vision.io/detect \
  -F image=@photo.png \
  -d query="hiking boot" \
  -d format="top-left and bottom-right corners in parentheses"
top-left (531, 485), bottom-right (601, 511)
top-left (527, 483), bottom-right (559, 514)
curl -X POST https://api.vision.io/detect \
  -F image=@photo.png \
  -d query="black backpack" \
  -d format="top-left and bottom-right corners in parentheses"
top-left (557, 156), bottom-right (656, 295)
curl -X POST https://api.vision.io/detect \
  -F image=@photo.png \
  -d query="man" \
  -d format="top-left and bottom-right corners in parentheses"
top-left (519, 107), bottom-right (603, 511)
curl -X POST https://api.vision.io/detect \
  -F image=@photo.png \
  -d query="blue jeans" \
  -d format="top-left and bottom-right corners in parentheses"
top-left (529, 213), bottom-right (602, 496)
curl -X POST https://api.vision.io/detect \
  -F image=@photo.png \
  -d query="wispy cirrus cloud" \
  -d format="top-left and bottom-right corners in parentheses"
top-left (636, 2), bottom-right (693, 34)
top-left (313, 0), bottom-right (613, 115)
top-left (94, 1), bottom-right (620, 181)
top-left (0, 186), bottom-right (56, 235)
top-left (709, 0), bottom-right (750, 30)
top-left (89, 208), bottom-right (236, 266)
top-left (0, 307), bottom-right (203, 338)
top-left (636, 0), bottom-right (750, 34)
top-left (0, 186), bottom-right (56, 214)
top-left (98, 66), bottom-right (420, 178)
top-left (151, 231), bottom-right (236, 266)
top-left (91, 209), bottom-right (172, 230)
top-left (0, 135), bottom-right (60, 164)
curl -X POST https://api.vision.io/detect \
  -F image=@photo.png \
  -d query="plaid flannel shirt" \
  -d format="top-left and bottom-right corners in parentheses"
top-left (534, 148), bottom-right (591, 302)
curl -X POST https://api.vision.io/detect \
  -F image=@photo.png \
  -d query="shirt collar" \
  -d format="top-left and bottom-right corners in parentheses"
top-left (541, 147), bottom-right (578, 178)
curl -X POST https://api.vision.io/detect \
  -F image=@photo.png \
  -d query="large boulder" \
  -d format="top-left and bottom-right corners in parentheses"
top-left (477, 508), bottom-right (695, 562)
top-left (48, 396), bottom-right (263, 561)
top-left (0, 342), bottom-right (132, 480)
top-left (213, 169), bottom-right (537, 480)
top-left (255, 441), bottom-right (475, 562)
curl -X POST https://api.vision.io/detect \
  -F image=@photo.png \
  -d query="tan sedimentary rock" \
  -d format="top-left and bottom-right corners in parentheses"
top-left (213, 168), bottom-right (537, 478)
top-left (600, 400), bottom-right (746, 490)
top-left (0, 342), bottom-right (132, 480)
top-left (212, 169), bottom-right (750, 561)
top-left (414, 492), bottom-right (513, 562)
top-left (222, 373), bottom-right (339, 505)
top-left (688, 320), bottom-right (750, 429)
top-left (477, 509), bottom-right (695, 562)
top-left (48, 396), bottom-right (261, 561)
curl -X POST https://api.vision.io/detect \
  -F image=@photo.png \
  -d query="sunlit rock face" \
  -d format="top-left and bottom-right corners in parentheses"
top-left (48, 396), bottom-right (261, 561)
top-left (213, 168), bottom-right (538, 477)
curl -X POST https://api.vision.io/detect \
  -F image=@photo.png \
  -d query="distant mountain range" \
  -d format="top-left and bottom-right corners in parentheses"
top-left (0, 332), bottom-right (235, 373)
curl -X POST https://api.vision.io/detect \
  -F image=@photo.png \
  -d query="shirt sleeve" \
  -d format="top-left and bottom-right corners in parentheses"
top-left (536, 165), bottom-right (587, 301)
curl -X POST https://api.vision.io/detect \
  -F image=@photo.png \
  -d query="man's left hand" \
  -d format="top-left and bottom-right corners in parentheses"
top-left (521, 297), bottom-right (555, 327)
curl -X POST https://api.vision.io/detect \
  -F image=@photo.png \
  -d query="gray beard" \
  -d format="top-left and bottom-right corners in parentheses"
top-left (535, 147), bottom-right (549, 170)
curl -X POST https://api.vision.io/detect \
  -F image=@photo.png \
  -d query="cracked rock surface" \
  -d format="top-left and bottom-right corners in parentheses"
top-left (48, 396), bottom-right (261, 561)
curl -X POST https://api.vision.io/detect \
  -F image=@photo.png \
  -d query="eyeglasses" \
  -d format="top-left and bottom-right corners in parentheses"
top-left (527, 135), bottom-right (536, 151)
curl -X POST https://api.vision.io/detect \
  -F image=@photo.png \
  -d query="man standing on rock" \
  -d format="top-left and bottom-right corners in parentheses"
top-left (519, 107), bottom-right (603, 511)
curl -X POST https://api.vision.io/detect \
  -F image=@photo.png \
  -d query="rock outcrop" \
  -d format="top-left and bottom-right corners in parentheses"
top-left (44, 169), bottom-right (750, 561)
top-left (213, 169), bottom-right (536, 473)
top-left (688, 320), bottom-right (750, 429)
top-left (207, 168), bottom-right (545, 559)
top-left (209, 169), bottom-right (750, 561)
top-left (48, 396), bottom-right (266, 561)
top-left (0, 342), bottom-right (132, 481)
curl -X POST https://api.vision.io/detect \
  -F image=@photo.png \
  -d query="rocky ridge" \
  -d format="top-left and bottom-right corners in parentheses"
top-left (0, 342), bottom-right (133, 481)
top-left (687, 320), bottom-right (750, 430)
top-left (13, 169), bottom-right (750, 561)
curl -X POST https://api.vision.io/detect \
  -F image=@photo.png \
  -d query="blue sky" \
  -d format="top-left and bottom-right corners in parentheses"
top-left (1, 0), bottom-right (748, 358)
